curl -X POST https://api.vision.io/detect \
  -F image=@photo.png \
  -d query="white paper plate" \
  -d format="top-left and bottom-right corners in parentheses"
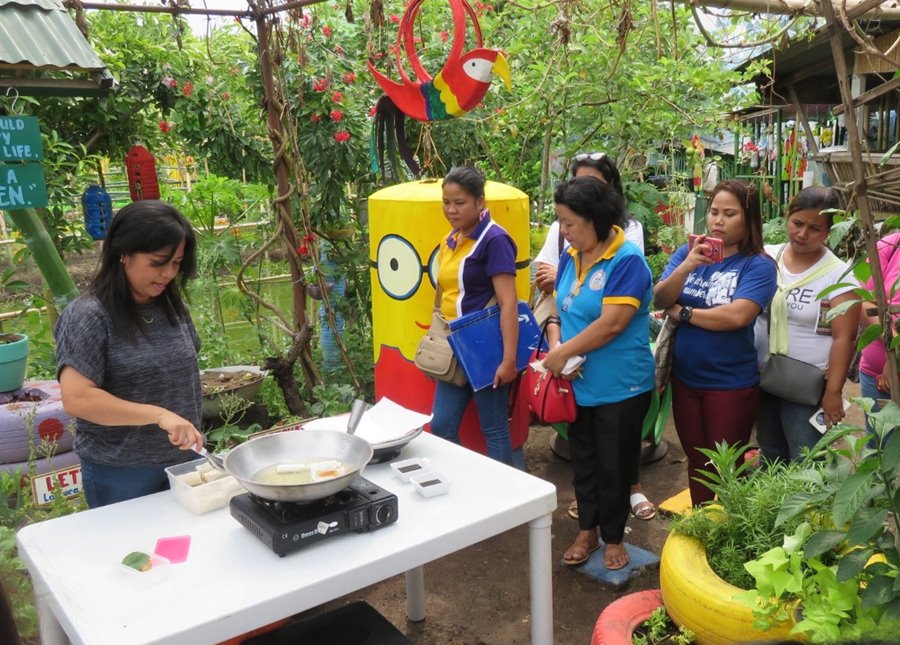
top-left (301, 414), bottom-right (422, 449)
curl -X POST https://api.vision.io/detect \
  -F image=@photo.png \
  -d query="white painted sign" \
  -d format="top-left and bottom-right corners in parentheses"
top-left (31, 464), bottom-right (82, 507)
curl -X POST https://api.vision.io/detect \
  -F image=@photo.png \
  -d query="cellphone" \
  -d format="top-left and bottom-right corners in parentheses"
top-left (809, 399), bottom-right (852, 434)
top-left (688, 234), bottom-right (724, 263)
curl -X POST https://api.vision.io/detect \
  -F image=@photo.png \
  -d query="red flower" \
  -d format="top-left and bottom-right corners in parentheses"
top-left (161, 76), bottom-right (177, 88)
top-left (331, 91), bottom-right (344, 103)
top-left (334, 131), bottom-right (351, 143)
top-left (312, 78), bottom-right (328, 92)
top-left (389, 13), bottom-right (400, 23)
top-left (375, 52), bottom-right (384, 60)
top-left (330, 109), bottom-right (344, 122)
top-left (322, 25), bottom-right (333, 38)
top-left (221, 91), bottom-right (231, 100)
top-left (311, 113), bottom-right (321, 122)
top-left (439, 31), bottom-right (449, 42)
top-left (158, 121), bottom-right (172, 133)
top-left (368, 105), bottom-right (377, 118)
top-left (335, 45), bottom-right (346, 55)
top-left (342, 71), bottom-right (356, 84)
top-left (182, 82), bottom-right (193, 97)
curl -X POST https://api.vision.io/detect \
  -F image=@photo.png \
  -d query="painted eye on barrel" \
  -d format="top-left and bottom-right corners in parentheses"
top-left (426, 245), bottom-right (439, 289)
top-left (375, 234), bottom-right (425, 300)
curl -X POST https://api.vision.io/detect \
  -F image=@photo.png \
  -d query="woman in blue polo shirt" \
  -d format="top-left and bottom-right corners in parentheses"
top-left (654, 179), bottom-right (777, 505)
top-left (429, 166), bottom-right (519, 465)
top-left (542, 176), bottom-right (654, 571)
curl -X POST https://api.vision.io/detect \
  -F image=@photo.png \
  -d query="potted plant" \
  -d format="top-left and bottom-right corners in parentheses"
top-left (591, 589), bottom-right (665, 645)
top-left (660, 442), bottom-right (825, 644)
top-left (734, 406), bottom-right (900, 642)
top-left (0, 333), bottom-right (28, 393)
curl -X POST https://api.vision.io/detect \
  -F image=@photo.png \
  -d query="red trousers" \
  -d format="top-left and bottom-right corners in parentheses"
top-left (671, 375), bottom-right (759, 505)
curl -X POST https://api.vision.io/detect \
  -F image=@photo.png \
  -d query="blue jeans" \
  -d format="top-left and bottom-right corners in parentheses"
top-left (431, 380), bottom-right (512, 465)
top-left (755, 391), bottom-right (821, 463)
top-left (81, 459), bottom-right (172, 508)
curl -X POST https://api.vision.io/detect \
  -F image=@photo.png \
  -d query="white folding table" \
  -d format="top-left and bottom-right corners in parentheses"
top-left (17, 432), bottom-right (557, 644)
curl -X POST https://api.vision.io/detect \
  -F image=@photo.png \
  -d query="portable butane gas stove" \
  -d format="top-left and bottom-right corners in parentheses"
top-left (229, 476), bottom-right (398, 557)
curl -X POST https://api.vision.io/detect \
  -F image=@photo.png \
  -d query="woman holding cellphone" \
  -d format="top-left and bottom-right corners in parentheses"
top-left (654, 179), bottom-right (777, 505)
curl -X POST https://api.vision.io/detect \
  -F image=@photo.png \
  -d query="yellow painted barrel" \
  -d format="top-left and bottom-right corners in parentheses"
top-left (368, 178), bottom-right (531, 452)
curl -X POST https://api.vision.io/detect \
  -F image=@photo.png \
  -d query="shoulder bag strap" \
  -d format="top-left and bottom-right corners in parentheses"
top-left (769, 245), bottom-right (843, 355)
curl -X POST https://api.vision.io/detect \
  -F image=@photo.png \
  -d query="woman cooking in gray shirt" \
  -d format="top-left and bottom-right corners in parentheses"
top-left (55, 201), bottom-right (205, 508)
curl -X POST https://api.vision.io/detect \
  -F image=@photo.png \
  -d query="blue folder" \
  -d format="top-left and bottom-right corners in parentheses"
top-left (447, 301), bottom-right (542, 391)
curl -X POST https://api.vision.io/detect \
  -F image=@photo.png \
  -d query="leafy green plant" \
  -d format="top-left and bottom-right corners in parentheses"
top-left (671, 442), bottom-right (826, 590)
top-left (646, 251), bottom-right (671, 282)
top-left (205, 393), bottom-right (262, 451)
top-left (655, 224), bottom-right (688, 253)
top-left (308, 383), bottom-right (357, 417)
top-left (632, 606), bottom-right (695, 645)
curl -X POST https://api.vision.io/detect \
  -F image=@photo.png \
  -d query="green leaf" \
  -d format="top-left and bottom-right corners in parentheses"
top-left (826, 298), bottom-right (861, 321)
top-left (853, 259), bottom-right (873, 284)
top-left (880, 139), bottom-right (900, 166)
top-left (776, 491), bottom-right (815, 527)
top-left (832, 471), bottom-right (875, 526)
top-left (862, 574), bottom-right (894, 608)
top-left (836, 546), bottom-right (874, 582)
top-left (858, 324), bottom-right (884, 351)
top-left (882, 428), bottom-right (900, 475)
top-left (803, 530), bottom-right (846, 558)
top-left (846, 507), bottom-right (888, 545)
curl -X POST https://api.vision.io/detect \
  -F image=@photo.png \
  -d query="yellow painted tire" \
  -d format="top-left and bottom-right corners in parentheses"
top-left (660, 533), bottom-right (796, 645)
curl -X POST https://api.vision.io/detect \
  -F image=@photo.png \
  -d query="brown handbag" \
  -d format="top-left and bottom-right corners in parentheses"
top-left (414, 308), bottom-right (468, 387)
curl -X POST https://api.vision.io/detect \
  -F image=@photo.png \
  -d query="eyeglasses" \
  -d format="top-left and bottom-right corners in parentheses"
top-left (574, 152), bottom-right (606, 162)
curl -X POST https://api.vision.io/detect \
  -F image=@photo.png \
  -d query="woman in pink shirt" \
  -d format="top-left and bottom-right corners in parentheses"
top-left (859, 232), bottom-right (900, 424)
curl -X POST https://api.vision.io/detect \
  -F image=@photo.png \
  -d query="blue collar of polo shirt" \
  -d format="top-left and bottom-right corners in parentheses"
top-left (446, 209), bottom-right (492, 250)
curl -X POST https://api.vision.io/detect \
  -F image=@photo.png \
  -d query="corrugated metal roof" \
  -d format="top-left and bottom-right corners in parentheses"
top-left (0, 0), bottom-right (105, 70)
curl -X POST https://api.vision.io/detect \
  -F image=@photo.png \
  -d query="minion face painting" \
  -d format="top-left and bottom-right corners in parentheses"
top-left (368, 179), bottom-right (531, 446)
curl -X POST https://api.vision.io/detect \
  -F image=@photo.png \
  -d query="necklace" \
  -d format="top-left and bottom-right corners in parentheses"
top-left (141, 314), bottom-right (154, 324)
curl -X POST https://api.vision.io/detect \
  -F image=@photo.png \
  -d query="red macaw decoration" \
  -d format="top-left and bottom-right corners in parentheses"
top-left (368, 0), bottom-right (512, 179)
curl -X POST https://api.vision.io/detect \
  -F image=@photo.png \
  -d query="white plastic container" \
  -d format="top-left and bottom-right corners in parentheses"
top-left (409, 471), bottom-right (451, 498)
top-left (165, 458), bottom-right (244, 514)
top-left (390, 457), bottom-right (431, 483)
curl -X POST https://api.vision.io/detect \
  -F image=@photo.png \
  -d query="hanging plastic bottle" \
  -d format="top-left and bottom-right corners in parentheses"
top-left (124, 143), bottom-right (160, 201)
top-left (81, 184), bottom-right (113, 240)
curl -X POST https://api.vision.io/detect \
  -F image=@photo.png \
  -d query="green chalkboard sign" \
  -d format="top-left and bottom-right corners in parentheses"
top-left (0, 116), bottom-right (43, 161)
top-left (0, 163), bottom-right (48, 209)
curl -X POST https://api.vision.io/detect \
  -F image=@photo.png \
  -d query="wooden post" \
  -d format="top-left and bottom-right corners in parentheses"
top-left (820, 0), bottom-right (900, 403)
top-left (253, 6), bottom-right (320, 413)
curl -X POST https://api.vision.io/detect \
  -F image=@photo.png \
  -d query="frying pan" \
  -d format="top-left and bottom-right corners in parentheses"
top-left (196, 429), bottom-right (373, 502)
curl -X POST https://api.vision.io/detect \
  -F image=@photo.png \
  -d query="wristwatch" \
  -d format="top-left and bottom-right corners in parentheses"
top-left (679, 306), bottom-right (693, 324)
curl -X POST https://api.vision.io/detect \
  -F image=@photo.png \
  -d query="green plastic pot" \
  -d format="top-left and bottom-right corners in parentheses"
top-left (0, 333), bottom-right (29, 393)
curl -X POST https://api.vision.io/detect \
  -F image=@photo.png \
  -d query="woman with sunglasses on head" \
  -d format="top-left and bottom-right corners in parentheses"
top-left (754, 186), bottom-right (859, 462)
top-left (428, 166), bottom-right (519, 465)
top-left (534, 151), bottom-right (656, 522)
top-left (654, 179), bottom-right (777, 506)
top-left (542, 176), bottom-right (654, 570)
top-left (534, 152), bottom-right (643, 295)
top-left (55, 201), bottom-right (205, 508)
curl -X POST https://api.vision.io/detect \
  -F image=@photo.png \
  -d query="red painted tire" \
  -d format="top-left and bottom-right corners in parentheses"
top-left (0, 380), bottom-right (75, 463)
top-left (591, 589), bottom-right (663, 645)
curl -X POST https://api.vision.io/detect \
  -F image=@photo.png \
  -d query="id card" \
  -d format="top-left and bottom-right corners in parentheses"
top-left (815, 300), bottom-right (833, 336)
